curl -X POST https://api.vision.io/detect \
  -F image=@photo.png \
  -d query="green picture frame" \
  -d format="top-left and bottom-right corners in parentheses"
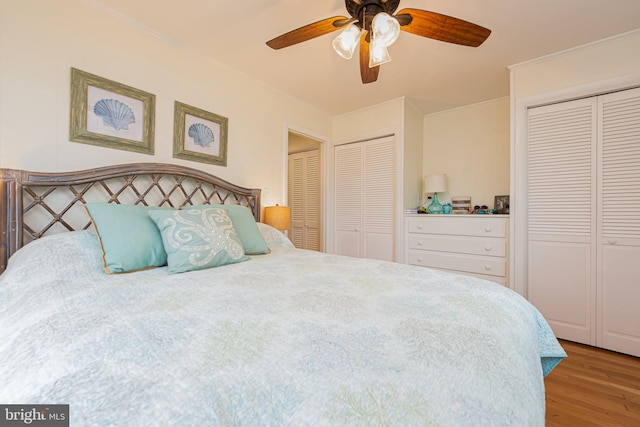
top-left (173, 101), bottom-right (228, 166)
top-left (69, 68), bottom-right (155, 154)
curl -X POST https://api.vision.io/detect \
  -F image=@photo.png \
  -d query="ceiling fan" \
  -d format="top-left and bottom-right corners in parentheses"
top-left (266, 0), bottom-right (491, 84)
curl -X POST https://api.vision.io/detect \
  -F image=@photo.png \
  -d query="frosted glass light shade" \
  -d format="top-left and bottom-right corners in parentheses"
top-left (332, 23), bottom-right (362, 59)
top-left (371, 12), bottom-right (400, 48)
top-left (369, 39), bottom-right (391, 67)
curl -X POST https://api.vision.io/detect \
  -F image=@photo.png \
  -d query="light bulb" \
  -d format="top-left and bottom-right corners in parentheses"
top-left (332, 23), bottom-right (362, 60)
top-left (371, 12), bottom-right (400, 48)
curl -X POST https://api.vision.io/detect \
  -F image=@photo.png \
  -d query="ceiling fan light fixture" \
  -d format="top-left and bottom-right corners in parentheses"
top-left (371, 12), bottom-right (400, 48)
top-left (369, 39), bottom-right (391, 68)
top-left (332, 23), bottom-right (362, 59)
top-left (266, 1), bottom-right (492, 84)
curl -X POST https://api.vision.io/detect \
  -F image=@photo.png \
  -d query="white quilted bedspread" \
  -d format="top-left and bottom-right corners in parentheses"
top-left (0, 229), bottom-right (565, 426)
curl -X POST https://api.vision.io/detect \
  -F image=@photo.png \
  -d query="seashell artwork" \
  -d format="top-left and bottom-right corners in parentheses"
top-left (93, 98), bottom-right (136, 131)
top-left (188, 123), bottom-right (215, 148)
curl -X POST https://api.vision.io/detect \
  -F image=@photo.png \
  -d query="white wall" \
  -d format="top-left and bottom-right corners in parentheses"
top-left (402, 99), bottom-right (424, 211)
top-left (510, 30), bottom-right (640, 100)
top-left (332, 98), bottom-right (404, 142)
top-left (0, 0), bottom-right (332, 208)
top-left (423, 98), bottom-right (510, 210)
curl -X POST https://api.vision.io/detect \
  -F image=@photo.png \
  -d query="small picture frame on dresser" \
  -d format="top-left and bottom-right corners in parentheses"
top-left (494, 195), bottom-right (510, 214)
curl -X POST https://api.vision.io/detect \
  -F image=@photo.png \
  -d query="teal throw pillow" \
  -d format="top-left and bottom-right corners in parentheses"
top-left (184, 204), bottom-right (269, 254)
top-left (84, 203), bottom-right (171, 274)
top-left (148, 207), bottom-right (249, 274)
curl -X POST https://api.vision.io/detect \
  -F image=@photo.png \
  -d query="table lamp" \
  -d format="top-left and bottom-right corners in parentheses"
top-left (263, 204), bottom-right (291, 233)
top-left (424, 174), bottom-right (448, 214)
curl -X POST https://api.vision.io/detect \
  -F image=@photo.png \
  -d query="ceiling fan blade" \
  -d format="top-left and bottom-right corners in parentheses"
top-left (266, 16), bottom-right (349, 49)
top-left (359, 32), bottom-right (379, 84)
top-left (396, 8), bottom-right (491, 47)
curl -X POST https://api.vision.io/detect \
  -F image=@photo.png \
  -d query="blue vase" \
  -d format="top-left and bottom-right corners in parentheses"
top-left (427, 193), bottom-right (444, 214)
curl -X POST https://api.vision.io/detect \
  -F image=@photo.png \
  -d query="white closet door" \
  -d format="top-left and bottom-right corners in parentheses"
top-left (363, 136), bottom-right (395, 260)
top-left (334, 136), bottom-right (395, 261)
top-left (598, 87), bottom-right (640, 356)
top-left (527, 98), bottom-right (597, 344)
top-left (334, 143), bottom-right (363, 258)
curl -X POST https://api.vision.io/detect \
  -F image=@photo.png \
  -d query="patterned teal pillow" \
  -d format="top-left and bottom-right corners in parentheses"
top-left (148, 207), bottom-right (249, 274)
top-left (84, 203), bottom-right (171, 274)
top-left (184, 204), bottom-right (269, 254)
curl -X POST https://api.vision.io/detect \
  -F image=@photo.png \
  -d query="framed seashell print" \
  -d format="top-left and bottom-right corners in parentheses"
top-left (173, 101), bottom-right (228, 166)
top-left (69, 68), bottom-right (155, 154)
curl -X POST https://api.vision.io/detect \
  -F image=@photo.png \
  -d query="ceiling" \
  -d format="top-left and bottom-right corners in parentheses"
top-left (87, 0), bottom-right (640, 116)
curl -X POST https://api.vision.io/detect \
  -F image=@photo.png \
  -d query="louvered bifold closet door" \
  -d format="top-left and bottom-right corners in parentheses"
top-left (527, 98), bottom-right (597, 345)
top-left (598, 87), bottom-right (640, 356)
top-left (288, 154), bottom-right (305, 248)
top-left (288, 150), bottom-right (321, 251)
top-left (303, 152), bottom-right (321, 251)
top-left (334, 136), bottom-right (395, 261)
top-left (362, 136), bottom-right (395, 261)
top-left (334, 143), bottom-right (363, 258)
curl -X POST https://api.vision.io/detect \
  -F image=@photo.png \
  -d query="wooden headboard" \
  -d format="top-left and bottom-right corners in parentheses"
top-left (0, 163), bottom-right (261, 274)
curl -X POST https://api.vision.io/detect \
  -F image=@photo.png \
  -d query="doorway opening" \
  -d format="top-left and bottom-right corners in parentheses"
top-left (287, 131), bottom-right (323, 251)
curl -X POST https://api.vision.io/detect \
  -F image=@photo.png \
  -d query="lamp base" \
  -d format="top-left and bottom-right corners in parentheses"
top-left (427, 193), bottom-right (444, 214)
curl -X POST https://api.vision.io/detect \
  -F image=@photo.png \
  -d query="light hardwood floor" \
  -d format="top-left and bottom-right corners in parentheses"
top-left (545, 340), bottom-right (640, 426)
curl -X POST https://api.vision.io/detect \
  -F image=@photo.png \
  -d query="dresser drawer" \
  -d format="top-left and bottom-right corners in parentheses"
top-left (408, 250), bottom-right (506, 277)
top-left (407, 234), bottom-right (506, 257)
top-left (407, 216), bottom-right (506, 238)
top-left (437, 268), bottom-right (507, 286)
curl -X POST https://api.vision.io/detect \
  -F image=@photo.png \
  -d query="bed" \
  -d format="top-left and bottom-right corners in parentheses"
top-left (0, 163), bottom-right (565, 426)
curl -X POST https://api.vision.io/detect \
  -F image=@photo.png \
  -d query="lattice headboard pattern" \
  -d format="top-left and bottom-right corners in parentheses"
top-left (0, 163), bottom-right (261, 273)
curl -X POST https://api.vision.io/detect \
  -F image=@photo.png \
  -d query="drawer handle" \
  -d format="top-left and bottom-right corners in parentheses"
top-left (484, 265), bottom-right (492, 271)
top-left (608, 239), bottom-right (618, 245)
top-left (417, 257), bottom-right (424, 262)
top-left (484, 246), bottom-right (493, 252)
top-left (417, 240), bottom-right (423, 246)
top-left (484, 227), bottom-right (492, 233)
top-left (417, 224), bottom-right (423, 230)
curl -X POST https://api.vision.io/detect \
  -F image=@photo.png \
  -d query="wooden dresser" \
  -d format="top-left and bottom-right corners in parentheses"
top-left (405, 215), bottom-right (509, 286)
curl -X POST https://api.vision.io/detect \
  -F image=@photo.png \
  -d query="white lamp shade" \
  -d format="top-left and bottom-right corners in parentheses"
top-left (332, 23), bottom-right (362, 59)
top-left (424, 174), bottom-right (448, 194)
top-left (371, 12), bottom-right (400, 48)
